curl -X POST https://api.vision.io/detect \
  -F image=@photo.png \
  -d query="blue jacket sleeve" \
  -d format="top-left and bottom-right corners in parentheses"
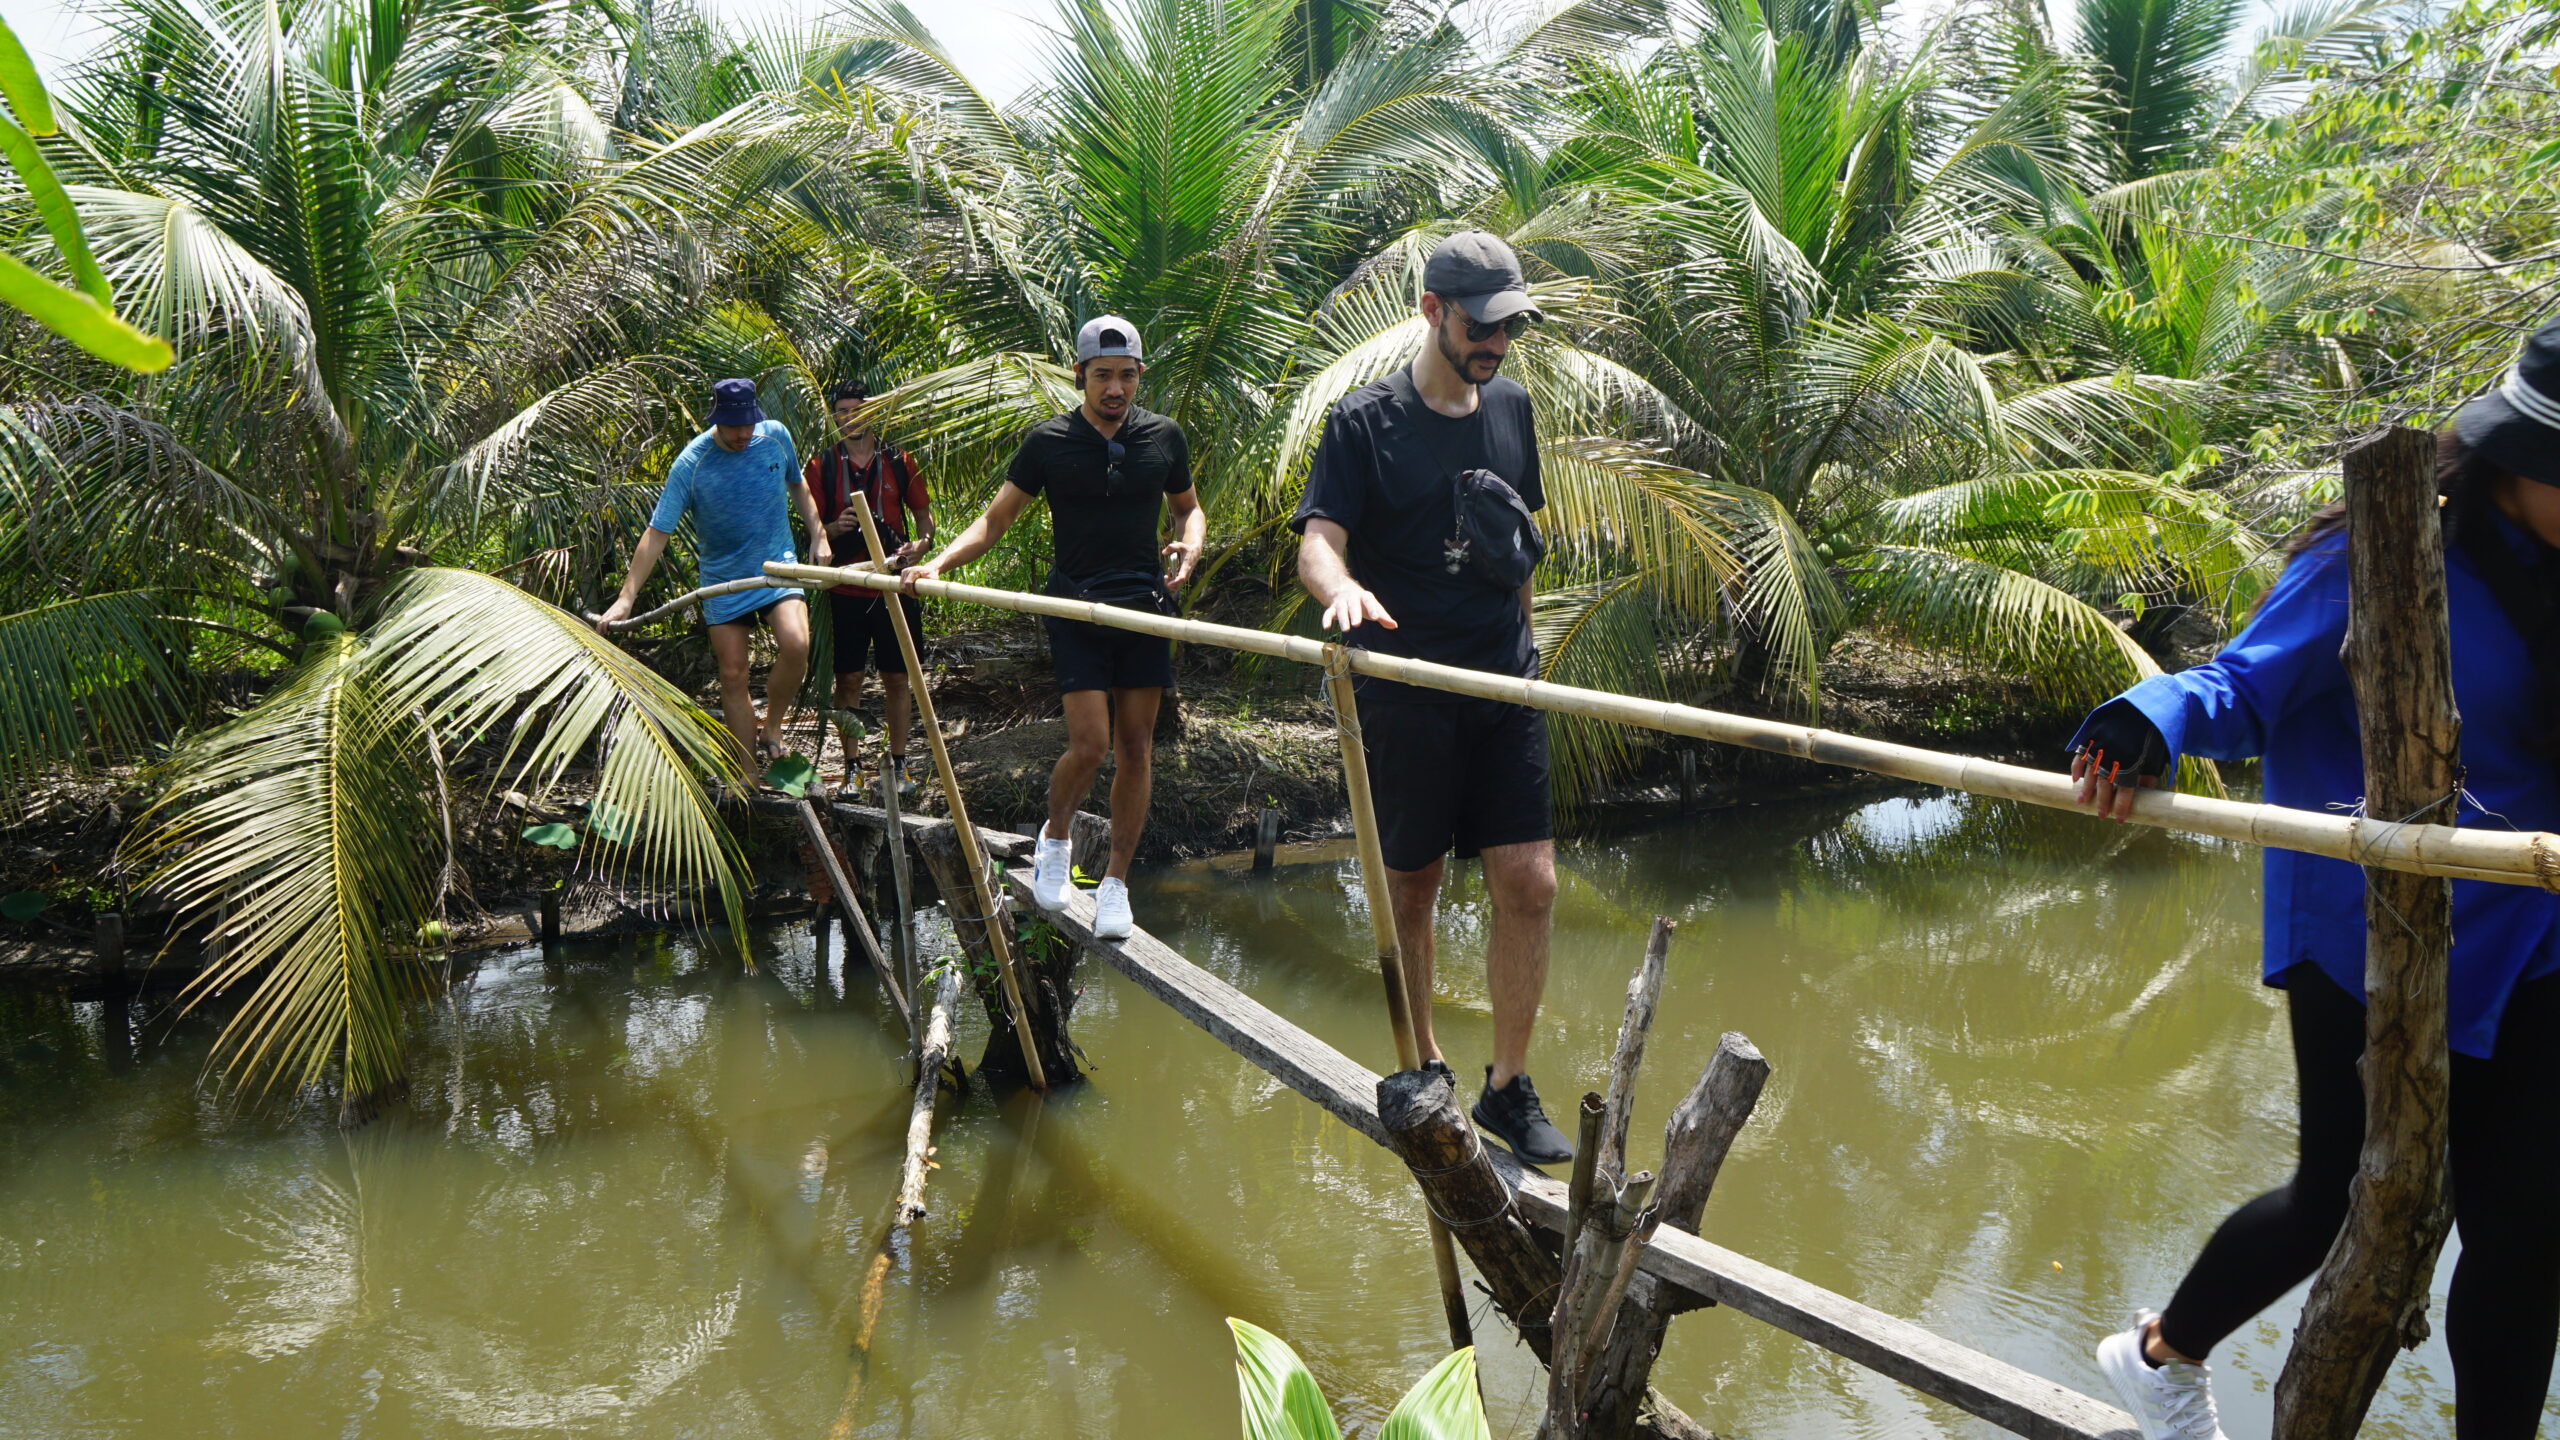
top-left (2067, 538), bottom-right (2352, 767)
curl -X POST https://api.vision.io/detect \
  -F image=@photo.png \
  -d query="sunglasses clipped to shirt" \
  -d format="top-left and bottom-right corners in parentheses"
top-left (1460, 312), bottom-right (1535, 343)
top-left (1104, 438), bottom-right (1129, 494)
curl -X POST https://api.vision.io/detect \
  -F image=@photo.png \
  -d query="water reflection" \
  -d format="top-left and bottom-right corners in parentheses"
top-left (0, 790), bottom-right (2543, 1437)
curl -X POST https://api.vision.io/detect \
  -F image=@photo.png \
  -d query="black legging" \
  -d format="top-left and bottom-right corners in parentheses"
top-left (2159, 964), bottom-right (2560, 1437)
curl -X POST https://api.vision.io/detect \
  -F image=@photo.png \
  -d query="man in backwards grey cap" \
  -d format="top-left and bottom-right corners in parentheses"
top-left (1290, 230), bottom-right (1574, 1165)
top-left (902, 316), bottom-right (1207, 942)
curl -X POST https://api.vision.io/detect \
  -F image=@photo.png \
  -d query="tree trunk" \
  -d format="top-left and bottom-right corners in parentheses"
top-left (2272, 425), bottom-right (2460, 1439)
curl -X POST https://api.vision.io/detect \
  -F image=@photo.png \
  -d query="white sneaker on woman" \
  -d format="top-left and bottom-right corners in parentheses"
top-left (2097, 1313), bottom-right (2227, 1440)
top-left (1093, 878), bottom-right (1133, 941)
top-left (1032, 833), bottom-right (1071, 910)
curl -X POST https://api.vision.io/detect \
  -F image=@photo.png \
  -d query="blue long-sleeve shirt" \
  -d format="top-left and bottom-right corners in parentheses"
top-left (2071, 521), bottom-right (2560, 1058)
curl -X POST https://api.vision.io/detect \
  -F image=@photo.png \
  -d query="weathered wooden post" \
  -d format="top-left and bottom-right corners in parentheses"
top-left (1678, 749), bottom-right (1697, 813)
top-left (538, 886), bottom-right (561, 946)
top-left (843, 501), bottom-right (1048, 1090)
top-left (94, 912), bottom-right (125, 972)
top-left (1068, 809), bottom-right (1110, 881)
top-left (1252, 807), bottom-right (1280, 872)
top-left (1579, 1034), bottom-right (1768, 1440)
top-left (1325, 644), bottom-right (1471, 1350)
top-left (2273, 424), bottom-right (2460, 1439)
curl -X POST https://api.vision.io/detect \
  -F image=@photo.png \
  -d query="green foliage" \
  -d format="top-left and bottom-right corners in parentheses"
top-left (1226, 1318), bottom-right (1488, 1440)
top-left (521, 822), bottom-right (581, 850)
top-left (763, 753), bottom-right (820, 798)
top-left (0, 17), bottom-right (170, 369)
top-left (0, 891), bottom-right (46, 922)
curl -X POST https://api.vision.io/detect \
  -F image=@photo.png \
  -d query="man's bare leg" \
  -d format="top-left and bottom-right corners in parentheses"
top-left (760, 598), bottom-right (811, 756)
top-left (882, 672), bottom-right (913, 760)
top-left (1045, 689), bottom-right (1112, 841)
top-left (1102, 687), bottom-right (1160, 880)
top-left (831, 670), bottom-right (868, 782)
top-left (1385, 859), bottom-right (1446, 1064)
top-left (707, 620), bottom-right (759, 772)
top-left (1479, 839), bottom-right (1557, 1088)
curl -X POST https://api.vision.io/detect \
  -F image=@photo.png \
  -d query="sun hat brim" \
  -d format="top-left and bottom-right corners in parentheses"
top-left (708, 402), bottom-right (765, 427)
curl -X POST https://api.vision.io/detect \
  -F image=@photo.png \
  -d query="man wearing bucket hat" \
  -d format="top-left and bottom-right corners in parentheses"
top-left (597, 377), bottom-right (832, 773)
top-left (2066, 318), bottom-right (2560, 1440)
top-left (1290, 230), bottom-right (1574, 1165)
top-left (901, 315), bottom-right (1207, 943)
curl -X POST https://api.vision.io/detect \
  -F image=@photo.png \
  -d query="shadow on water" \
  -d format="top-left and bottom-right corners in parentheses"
top-left (0, 789), bottom-right (2544, 1438)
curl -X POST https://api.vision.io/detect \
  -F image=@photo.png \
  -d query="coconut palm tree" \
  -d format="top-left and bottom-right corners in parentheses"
top-left (0, 0), bottom-right (819, 1106)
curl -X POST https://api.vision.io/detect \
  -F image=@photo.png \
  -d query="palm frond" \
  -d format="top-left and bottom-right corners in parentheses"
top-left (0, 588), bottom-right (186, 782)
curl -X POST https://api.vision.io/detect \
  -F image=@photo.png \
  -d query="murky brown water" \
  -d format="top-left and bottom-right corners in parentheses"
top-left (0, 789), bottom-right (2543, 1438)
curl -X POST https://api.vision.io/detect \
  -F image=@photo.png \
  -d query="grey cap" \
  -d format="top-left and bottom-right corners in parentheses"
top-left (1423, 231), bottom-right (1543, 324)
top-left (1074, 314), bottom-right (1144, 364)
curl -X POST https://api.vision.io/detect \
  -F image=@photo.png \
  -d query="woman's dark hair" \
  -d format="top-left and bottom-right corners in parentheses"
top-left (2283, 431), bottom-right (2560, 760)
top-left (826, 380), bottom-right (869, 406)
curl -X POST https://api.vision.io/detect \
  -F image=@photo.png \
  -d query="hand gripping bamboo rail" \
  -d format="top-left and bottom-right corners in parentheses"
top-left (588, 576), bottom-right (813, 632)
top-left (769, 560), bottom-right (2560, 891)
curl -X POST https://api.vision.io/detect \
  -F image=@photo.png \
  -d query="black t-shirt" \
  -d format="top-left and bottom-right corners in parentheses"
top-left (1005, 405), bottom-right (1194, 590)
top-left (1290, 366), bottom-right (1544, 701)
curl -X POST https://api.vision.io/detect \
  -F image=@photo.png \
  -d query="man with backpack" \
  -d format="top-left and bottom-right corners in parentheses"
top-left (806, 381), bottom-right (933, 786)
top-left (1290, 231), bottom-right (1571, 1165)
top-left (901, 316), bottom-right (1206, 942)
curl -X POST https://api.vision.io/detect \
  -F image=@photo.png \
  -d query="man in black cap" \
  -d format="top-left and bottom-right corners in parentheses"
top-left (1290, 230), bottom-right (1572, 1164)
top-left (901, 315), bottom-right (1206, 943)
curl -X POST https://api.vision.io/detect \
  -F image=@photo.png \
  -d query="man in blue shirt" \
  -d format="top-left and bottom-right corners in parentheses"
top-left (597, 378), bottom-right (832, 769)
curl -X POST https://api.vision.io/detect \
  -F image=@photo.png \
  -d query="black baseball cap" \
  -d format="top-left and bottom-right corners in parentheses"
top-left (1423, 230), bottom-right (1544, 325)
top-left (2456, 317), bottom-right (2560, 487)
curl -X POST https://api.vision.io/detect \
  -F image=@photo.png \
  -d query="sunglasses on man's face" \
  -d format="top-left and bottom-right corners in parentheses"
top-left (1457, 312), bottom-right (1534, 344)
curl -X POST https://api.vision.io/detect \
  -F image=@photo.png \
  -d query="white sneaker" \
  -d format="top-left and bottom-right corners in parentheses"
top-left (1092, 878), bottom-right (1133, 941)
top-left (1032, 833), bottom-right (1071, 910)
top-left (2097, 1313), bottom-right (2227, 1440)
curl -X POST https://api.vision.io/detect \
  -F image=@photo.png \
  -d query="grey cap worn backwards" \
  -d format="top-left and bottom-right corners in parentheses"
top-left (1075, 315), bottom-right (1144, 364)
top-left (1424, 230), bottom-right (1544, 325)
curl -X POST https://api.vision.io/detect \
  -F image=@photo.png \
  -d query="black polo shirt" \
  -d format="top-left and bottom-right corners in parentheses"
top-left (1005, 405), bottom-right (1194, 589)
top-left (1290, 366), bottom-right (1543, 701)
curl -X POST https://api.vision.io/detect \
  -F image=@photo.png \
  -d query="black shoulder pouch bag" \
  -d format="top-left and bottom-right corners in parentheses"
top-left (1444, 468), bottom-right (1545, 591)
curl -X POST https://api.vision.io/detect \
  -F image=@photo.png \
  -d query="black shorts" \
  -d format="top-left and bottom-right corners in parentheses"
top-left (828, 591), bottom-right (923, 676)
top-left (1043, 615), bottom-right (1172, 694)
top-left (1360, 696), bottom-right (1552, 872)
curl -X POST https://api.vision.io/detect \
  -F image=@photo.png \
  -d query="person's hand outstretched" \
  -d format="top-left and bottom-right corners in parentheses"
top-left (1319, 582), bottom-right (1395, 634)
top-left (898, 558), bottom-right (942, 596)
top-left (595, 596), bottom-right (634, 635)
top-left (1163, 537), bottom-right (1199, 590)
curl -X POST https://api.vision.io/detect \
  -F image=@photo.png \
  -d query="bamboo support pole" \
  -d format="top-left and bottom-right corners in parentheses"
top-left (588, 575), bottom-right (813, 632)
top-left (880, 765), bottom-right (921, 1068)
top-left (836, 508), bottom-right (1047, 1090)
top-left (796, 797), bottom-right (913, 1043)
top-left (1324, 646), bottom-right (1471, 1352)
top-left (769, 560), bottom-right (2560, 891)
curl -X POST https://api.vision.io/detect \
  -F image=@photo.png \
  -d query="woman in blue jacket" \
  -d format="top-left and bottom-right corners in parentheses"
top-left (2072, 320), bottom-right (2560, 1440)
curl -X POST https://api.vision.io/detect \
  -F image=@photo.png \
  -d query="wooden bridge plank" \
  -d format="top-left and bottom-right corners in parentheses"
top-left (829, 806), bottom-right (2136, 1440)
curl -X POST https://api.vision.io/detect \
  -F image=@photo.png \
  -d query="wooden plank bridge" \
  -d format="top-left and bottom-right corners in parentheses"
top-left (828, 800), bottom-right (2139, 1440)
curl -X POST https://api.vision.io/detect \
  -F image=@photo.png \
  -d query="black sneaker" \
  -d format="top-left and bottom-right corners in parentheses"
top-left (1420, 1057), bottom-right (1455, 1090)
top-left (1473, 1067), bottom-right (1575, 1166)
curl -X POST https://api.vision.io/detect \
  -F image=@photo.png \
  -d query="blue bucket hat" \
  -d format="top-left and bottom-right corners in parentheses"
top-left (707, 377), bottom-right (764, 428)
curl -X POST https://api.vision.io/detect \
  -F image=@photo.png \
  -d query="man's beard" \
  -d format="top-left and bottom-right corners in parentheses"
top-left (1433, 322), bottom-right (1503, 382)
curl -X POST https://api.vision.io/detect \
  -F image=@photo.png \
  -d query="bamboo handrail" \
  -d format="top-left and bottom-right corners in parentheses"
top-left (766, 559), bottom-right (2560, 893)
top-left (837, 508), bottom-right (1048, 1090)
